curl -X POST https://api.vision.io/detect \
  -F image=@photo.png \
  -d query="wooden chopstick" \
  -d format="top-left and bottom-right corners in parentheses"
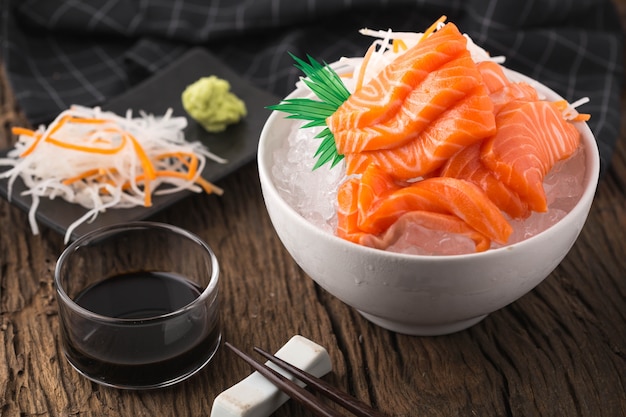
top-left (253, 346), bottom-right (389, 417)
top-left (225, 342), bottom-right (341, 417)
top-left (224, 342), bottom-right (388, 417)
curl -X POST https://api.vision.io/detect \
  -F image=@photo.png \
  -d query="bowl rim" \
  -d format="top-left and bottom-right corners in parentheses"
top-left (258, 65), bottom-right (600, 262)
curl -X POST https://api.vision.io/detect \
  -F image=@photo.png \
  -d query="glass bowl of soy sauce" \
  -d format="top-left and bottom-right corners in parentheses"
top-left (54, 221), bottom-right (221, 389)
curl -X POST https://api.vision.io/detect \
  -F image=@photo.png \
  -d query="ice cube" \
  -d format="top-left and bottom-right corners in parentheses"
top-left (272, 124), bottom-right (587, 256)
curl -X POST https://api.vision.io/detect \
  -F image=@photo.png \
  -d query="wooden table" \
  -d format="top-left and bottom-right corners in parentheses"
top-left (1, 14), bottom-right (625, 417)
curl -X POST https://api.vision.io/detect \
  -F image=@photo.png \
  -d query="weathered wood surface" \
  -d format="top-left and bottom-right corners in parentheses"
top-left (1, 9), bottom-right (625, 417)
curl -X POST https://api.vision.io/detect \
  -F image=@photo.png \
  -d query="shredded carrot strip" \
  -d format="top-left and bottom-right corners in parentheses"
top-left (62, 168), bottom-right (103, 185)
top-left (151, 151), bottom-right (222, 194)
top-left (152, 151), bottom-right (222, 194)
top-left (155, 170), bottom-right (191, 180)
top-left (355, 42), bottom-right (378, 92)
top-left (156, 151), bottom-right (197, 167)
top-left (419, 15), bottom-right (447, 43)
top-left (155, 151), bottom-right (188, 160)
top-left (12, 127), bottom-right (43, 158)
top-left (554, 100), bottom-right (569, 111)
top-left (3, 106), bottom-right (225, 244)
top-left (17, 105), bottom-right (112, 158)
top-left (11, 127), bottom-right (37, 137)
top-left (184, 153), bottom-right (199, 177)
top-left (96, 132), bottom-right (157, 207)
top-left (20, 115), bottom-right (70, 157)
top-left (141, 170), bottom-right (223, 196)
top-left (143, 180), bottom-right (152, 207)
top-left (19, 130), bottom-right (48, 157)
top-left (89, 126), bottom-right (125, 138)
top-left (125, 133), bottom-right (156, 180)
top-left (392, 39), bottom-right (407, 53)
top-left (196, 176), bottom-right (224, 195)
top-left (154, 151), bottom-right (199, 180)
top-left (46, 134), bottom-right (127, 154)
top-left (68, 116), bottom-right (107, 125)
top-left (123, 132), bottom-right (157, 206)
top-left (119, 180), bottom-right (134, 191)
top-left (553, 99), bottom-right (591, 122)
top-left (63, 169), bottom-right (123, 192)
top-left (133, 168), bottom-right (222, 197)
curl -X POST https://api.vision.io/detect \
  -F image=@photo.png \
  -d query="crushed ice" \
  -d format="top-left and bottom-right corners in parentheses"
top-left (271, 122), bottom-right (586, 255)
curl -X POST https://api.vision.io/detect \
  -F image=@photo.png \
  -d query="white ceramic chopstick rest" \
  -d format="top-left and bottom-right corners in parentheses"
top-left (210, 335), bottom-right (332, 417)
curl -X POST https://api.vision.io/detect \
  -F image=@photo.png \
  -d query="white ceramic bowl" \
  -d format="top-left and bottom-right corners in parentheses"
top-left (258, 69), bottom-right (600, 336)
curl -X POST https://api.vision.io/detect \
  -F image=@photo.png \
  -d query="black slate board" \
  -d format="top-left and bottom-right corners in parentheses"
top-left (0, 47), bottom-right (279, 242)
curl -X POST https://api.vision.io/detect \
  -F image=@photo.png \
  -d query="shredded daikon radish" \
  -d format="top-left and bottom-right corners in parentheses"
top-left (0, 105), bottom-right (226, 243)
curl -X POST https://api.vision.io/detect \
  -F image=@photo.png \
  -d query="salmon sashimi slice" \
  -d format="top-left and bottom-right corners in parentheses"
top-left (333, 53), bottom-right (484, 154)
top-left (328, 22), bottom-right (468, 133)
top-left (344, 84), bottom-right (496, 180)
top-left (440, 142), bottom-right (530, 218)
top-left (352, 163), bottom-right (438, 236)
top-left (337, 178), bottom-right (492, 251)
top-left (477, 60), bottom-right (539, 112)
top-left (349, 165), bottom-right (512, 243)
top-left (326, 21), bottom-right (585, 253)
top-left (360, 211), bottom-right (492, 253)
top-left (477, 61), bottom-right (511, 94)
top-left (355, 161), bottom-right (405, 222)
top-left (480, 100), bottom-right (581, 212)
top-left (489, 82), bottom-right (539, 114)
top-left (365, 177), bottom-right (513, 243)
top-left (477, 60), bottom-right (539, 114)
top-left (336, 177), bottom-right (364, 243)
top-left (335, 168), bottom-right (502, 251)
top-left (336, 169), bottom-right (418, 244)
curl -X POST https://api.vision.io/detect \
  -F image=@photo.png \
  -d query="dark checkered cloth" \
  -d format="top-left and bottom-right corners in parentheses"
top-left (1, 0), bottom-right (623, 173)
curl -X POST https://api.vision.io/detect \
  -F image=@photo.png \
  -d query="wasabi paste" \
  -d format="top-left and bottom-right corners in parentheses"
top-left (181, 76), bottom-right (247, 133)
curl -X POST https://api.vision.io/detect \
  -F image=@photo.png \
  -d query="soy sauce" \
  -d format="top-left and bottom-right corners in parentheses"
top-left (75, 271), bottom-right (202, 318)
top-left (61, 271), bottom-right (220, 388)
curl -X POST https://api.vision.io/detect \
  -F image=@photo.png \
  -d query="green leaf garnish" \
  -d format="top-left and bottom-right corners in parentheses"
top-left (268, 53), bottom-right (351, 170)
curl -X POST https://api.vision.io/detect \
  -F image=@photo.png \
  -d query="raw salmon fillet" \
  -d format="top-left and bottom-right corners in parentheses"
top-left (329, 23), bottom-right (485, 154)
top-left (336, 177), bottom-right (363, 243)
top-left (480, 100), bottom-right (581, 212)
top-left (435, 60), bottom-right (551, 218)
top-left (327, 20), bottom-right (585, 253)
top-left (477, 60), bottom-right (539, 113)
top-left (364, 177), bottom-right (513, 243)
top-left (337, 164), bottom-right (513, 249)
top-left (332, 53), bottom-right (484, 153)
top-left (440, 142), bottom-right (530, 219)
top-left (337, 180), bottom-right (491, 252)
top-left (328, 22), bottom-right (468, 133)
top-left (344, 84), bottom-right (496, 180)
top-left (477, 61), bottom-right (510, 93)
